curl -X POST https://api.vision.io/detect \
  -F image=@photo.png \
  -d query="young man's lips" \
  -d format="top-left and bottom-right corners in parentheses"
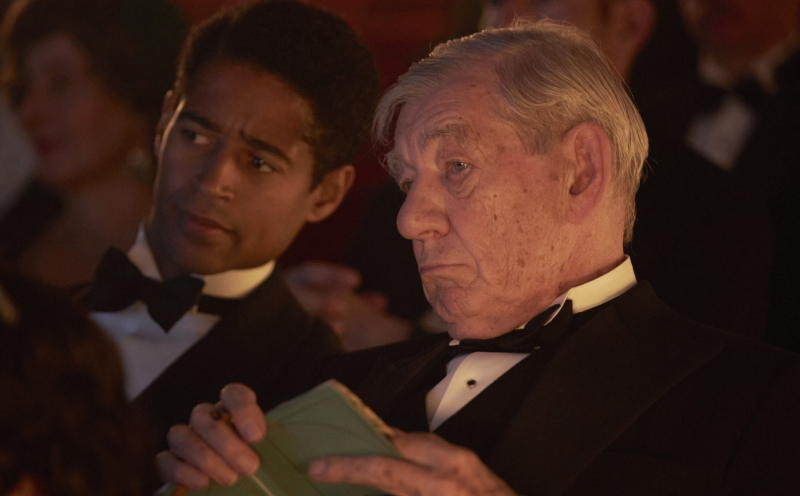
top-left (183, 210), bottom-right (232, 232)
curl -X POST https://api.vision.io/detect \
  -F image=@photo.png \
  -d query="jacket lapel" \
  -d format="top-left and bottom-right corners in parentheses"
top-left (354, 335), bottom-right (451, 431)
top-left (134, 269), bottom-right (339, 441)
top-left (487, 283), bottom-right (724, 495)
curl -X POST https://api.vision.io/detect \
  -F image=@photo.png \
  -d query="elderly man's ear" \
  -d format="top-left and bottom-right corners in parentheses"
top-left (562, 122), bottom-right (613, 226)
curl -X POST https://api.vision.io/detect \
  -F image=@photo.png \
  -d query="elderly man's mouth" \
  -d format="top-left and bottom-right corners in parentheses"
top-left (418, 263), bottom-right (466, 275)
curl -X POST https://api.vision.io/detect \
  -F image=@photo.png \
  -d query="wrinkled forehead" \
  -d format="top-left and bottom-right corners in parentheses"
top-left (395, 72), bottom-right (502, 141)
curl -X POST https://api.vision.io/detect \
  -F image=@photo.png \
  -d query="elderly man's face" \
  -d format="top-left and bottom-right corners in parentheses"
top-left (392, 72), bottom-right (572, 340)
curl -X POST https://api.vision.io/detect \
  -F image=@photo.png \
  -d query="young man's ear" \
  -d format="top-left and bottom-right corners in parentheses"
top-left (562, 122), bottom-right (613, 226)
top-left (305, 164), bottom-right (356, 223)
top-left (154, 90), bottom-right (179, 154)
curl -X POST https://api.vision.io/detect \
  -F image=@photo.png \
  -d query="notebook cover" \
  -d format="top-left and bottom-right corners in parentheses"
top-left (163, 380), bottom-right (402, 496)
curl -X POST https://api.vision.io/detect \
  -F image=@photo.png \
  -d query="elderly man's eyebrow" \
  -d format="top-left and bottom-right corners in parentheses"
top-left (418, 122), bottom-right (471, 150)
top-left (384, 150), bottom-right (405, 181)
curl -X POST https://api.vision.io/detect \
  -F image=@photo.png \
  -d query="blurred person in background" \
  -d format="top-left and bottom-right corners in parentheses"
top-left (0, 0), bottom-right (187, 288)
top-left (0, 268), bottom-right (152, 496)
top-left (636, 0), bottom-right (800, 351)
top-left (0, 0), bottom-right (35, 215)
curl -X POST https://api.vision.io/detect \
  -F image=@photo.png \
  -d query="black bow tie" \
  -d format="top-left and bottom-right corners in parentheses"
top-left (92, 247), bottom-right (206, 332)
top-left (697, 77), bottom-right (769, 114)
top-left (449, 301), bottom-right (572, 357)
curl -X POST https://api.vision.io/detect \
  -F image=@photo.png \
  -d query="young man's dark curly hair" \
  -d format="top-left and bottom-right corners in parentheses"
top-left (171, 0), bottom-right (381, 186)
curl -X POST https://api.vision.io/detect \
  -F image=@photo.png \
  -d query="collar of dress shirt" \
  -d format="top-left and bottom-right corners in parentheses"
top-left (543, 255), bottom-right (636, 324)
top-left (126, 224), bottom-right (275, 299)
top-left (698, 35), bottom-right (799, 92)
top-left (448, 256), bottom-right (637, 346)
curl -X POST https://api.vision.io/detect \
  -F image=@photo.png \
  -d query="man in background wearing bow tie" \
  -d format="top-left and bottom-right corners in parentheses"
top-left (85, 0), bottom-right (380, 463)
top-left (158, 20), bottom-right (800, 496)
top-left (637, 0), bottom-right (800, 352)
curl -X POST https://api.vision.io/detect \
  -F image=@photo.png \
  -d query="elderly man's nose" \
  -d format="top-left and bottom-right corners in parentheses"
top-left (397, 184), bottom-right (449, 240)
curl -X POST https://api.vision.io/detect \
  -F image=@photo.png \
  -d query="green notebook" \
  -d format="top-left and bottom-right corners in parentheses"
top-left (163, 380), bottom-right (402, 496)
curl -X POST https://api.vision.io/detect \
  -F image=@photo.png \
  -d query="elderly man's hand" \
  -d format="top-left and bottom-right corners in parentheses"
top-left (286, 262), bottom-right (413, 350)
top-left (309, 431), bottom-right (518, 496)
top-left (154, 383), bottom-right (265, 490)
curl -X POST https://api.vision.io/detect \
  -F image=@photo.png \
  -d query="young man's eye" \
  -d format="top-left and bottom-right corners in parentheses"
top-left (180, 128), bottom-right (210, 146)
top-left (251, 155), bottom-right (275, 173)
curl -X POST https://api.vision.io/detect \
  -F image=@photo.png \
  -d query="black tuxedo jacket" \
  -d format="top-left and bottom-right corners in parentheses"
top-left (291, 283), bottom-right (800, 496)
top-left (84, 269), bottom-right (341, 455)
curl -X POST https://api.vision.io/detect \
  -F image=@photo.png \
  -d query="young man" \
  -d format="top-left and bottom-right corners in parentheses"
top-left (86, 0), bottom-right (380, 451)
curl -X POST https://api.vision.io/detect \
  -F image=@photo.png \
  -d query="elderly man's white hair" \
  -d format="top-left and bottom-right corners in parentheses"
top-left (373, 19), bottom-right (648, 243)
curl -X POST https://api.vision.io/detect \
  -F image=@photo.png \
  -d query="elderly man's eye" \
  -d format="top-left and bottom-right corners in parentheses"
top-left (452, 161), bottom-right (468, 172)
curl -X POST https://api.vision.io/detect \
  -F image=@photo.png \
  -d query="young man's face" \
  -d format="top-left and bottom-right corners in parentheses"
top-left (147, 60), bottom-right (330, 278)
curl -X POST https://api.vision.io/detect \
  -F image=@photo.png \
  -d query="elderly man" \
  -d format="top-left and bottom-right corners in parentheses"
top-left (157, 21), bottom-right (800, 495)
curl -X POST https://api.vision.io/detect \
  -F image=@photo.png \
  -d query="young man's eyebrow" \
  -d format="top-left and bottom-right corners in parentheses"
top-left (177, 111), bottom-right (293, 166)
top-left (240, 131), bottom-right (293, 166)
top-left (177, 111), bottom-right (222, 133)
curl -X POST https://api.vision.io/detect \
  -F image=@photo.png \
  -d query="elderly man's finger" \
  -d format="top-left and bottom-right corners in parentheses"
top-left (286, 262), bottom-right (361, 290)
top-left (285, 286), bottom-right (350, 330)
top-left (391, 431), bottom-right (476, 468)
top-left (166, 423), bottom-right (240, 487)
top-left (309, 455), bottom-right (434, 496)
top-left (187, 403), bottom-right (260, 477)
top-left (219, 383), bottom-right (267, 443)
top-left (286, 284), bottom-right (326, 313)
top-left (154, 450), bottom-right (209, 490)
top-left (360, 292), bottom-right (389, 312)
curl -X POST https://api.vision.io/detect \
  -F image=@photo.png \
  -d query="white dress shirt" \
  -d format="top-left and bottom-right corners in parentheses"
top-left (686, 38), bottom-right (798, 170)
top-left (425, 257), bottom-right (637, 431)
top-left (92, 227), bottom-right (274, 400)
